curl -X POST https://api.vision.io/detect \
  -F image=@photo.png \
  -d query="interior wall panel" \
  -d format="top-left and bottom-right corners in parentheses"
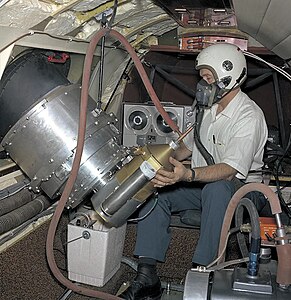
top-left (233, 0), bottom-right (270, 36)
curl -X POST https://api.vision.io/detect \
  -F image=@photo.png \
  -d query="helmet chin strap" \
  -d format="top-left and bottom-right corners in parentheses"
top-left (216, 81), bottom-right (239, 103)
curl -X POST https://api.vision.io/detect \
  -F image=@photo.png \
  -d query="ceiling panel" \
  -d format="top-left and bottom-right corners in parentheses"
top-left (232, 0), bottom-right (270, 36)
top-left (272, 35), bottom-right (291, 60)
top-left (233, 0), bottom-right (291, 59)
top-left (256, 1), bottom-right (291, 50)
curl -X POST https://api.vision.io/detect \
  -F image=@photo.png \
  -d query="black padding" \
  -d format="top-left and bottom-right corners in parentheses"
top-left (0, 50), bottom-right (70, 140)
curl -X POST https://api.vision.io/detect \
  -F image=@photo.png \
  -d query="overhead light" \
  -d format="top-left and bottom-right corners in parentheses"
top-left (187, 20), bottom-right (198, 25)
top-left (175, 8), bottom-right (187, 13)
top-left (213, 9), bottom-right (227, 13)
top-left (218, 21), bottom-right (231, 25)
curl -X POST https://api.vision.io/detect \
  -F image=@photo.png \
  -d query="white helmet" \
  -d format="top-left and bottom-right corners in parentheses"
top-left (195, 43), bottom-right (247, 90)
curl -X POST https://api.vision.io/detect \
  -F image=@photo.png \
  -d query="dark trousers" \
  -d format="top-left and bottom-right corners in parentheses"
top-left (134, 180), bottom-right (237, 266)
top-left (134, 179), bottom-right (266, 266)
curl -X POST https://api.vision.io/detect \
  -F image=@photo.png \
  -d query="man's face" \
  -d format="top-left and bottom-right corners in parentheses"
top-left (199, 68), bottom-right (215, 84)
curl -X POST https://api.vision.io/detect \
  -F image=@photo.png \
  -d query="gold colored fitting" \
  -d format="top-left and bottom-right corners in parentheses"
top-left (115, 143), bottom-right (177, 202)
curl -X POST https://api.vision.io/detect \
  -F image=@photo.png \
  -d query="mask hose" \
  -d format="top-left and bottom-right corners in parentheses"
top-left (193, 107), bottom-right (215, 166)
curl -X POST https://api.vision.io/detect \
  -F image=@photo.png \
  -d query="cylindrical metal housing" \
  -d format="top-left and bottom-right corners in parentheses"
top-left (101, 167), bottom-right (149, 216)
top-left (2, 84), bottom-right (129, 208)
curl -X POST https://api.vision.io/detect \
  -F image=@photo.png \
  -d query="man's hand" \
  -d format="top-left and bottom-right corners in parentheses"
top-left (152, 157), bottom-right (190, 188)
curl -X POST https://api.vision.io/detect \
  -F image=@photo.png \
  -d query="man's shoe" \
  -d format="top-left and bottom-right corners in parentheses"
top-left (119, 264), bottom-right (162, 300)
top-left (119, 279), bottom-right (162, 300)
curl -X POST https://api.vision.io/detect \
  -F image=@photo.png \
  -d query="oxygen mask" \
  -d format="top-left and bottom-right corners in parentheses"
top-left (195, 79), bottom-right (224, 108)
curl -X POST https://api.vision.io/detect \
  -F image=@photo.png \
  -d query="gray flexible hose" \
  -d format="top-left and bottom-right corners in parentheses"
top-left (0, 195), bottom-right (51, 234)
top-left (0, 188), bottom-right (33, 216)
top-left (235, 197), bottom-right (261, 258)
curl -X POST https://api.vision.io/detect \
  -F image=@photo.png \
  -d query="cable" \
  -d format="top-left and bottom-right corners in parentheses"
top-left (273, 130), bottom-right (291, 220)
top-left (0, 31), bottom-right (34, 52)
top-left (243, 51), bottom-right (291, 82)
top-left (206, 226), bottom-right (240, 269)
top-left (107, 0), bottom-right (118, 29)
top-left (0, 202), bottom-right (57, 246)
top-left (0, 29), bottom-right (127, 53)
top-left (57, 288), bottom-right (75, 300)
top-left (127, 193), bottom-right (158, 222)
top-left (207, 231), bottom-right (231, 269)
top-left (209, 257), bottom-right (249, 271)
top-left (0, 181), bottom-right (30, 201)
top-left (104, 57), bottom-right (132, 112)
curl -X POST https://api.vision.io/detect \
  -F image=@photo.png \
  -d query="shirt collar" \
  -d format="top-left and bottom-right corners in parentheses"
top-left (212, 90), bottom-right (243, 119)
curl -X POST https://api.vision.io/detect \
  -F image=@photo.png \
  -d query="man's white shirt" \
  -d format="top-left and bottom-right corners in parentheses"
top-left (184, 90), bottom-right (268, 182)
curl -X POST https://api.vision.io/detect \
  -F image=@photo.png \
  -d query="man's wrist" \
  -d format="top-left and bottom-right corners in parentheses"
top-left (186, 168), bottom-right (196, 182)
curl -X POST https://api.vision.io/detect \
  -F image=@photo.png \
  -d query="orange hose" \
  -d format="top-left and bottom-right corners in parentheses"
top-left (46, 28), bottom-right (185, 298)
top-left (46, 29), bottom-right (121, 299)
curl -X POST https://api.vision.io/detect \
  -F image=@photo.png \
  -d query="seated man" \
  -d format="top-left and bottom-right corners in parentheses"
top-left (120, 43), bottom-right (268, 300)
